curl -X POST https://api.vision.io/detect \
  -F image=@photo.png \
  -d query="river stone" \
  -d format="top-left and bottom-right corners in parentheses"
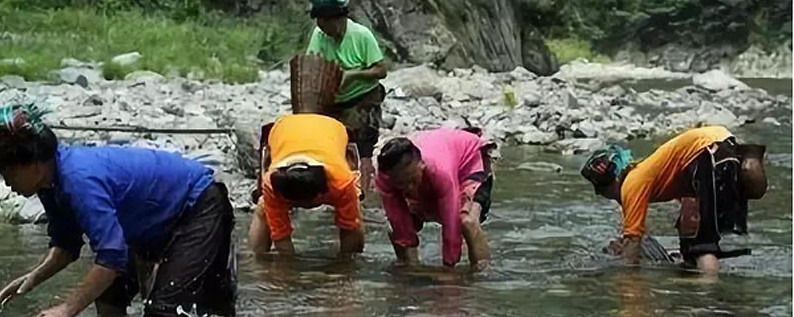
top-left (516, 161), bottom-right (563, 173)
top-left (61, 58), bottom-right (96, 69)
top-left (692, 69), bottom-right (750, 91)
top-left (762, 117), bottom-right (782, 126)
top-left (125, 70), bottom-right (164, 82)
top-left (58, 67), bottom-right (101, 88)
top-left (1, 75), bottom-right (25, 88)
top-left (111, 51), bottom-right (142, 67)
top-left (547, 138), bottom-right (605, 155)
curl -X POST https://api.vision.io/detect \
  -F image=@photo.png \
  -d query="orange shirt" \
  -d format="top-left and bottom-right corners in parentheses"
top-left (261, 114), bottom-right (361, 240)
top-left (620, 126), bottom-right (733, 237)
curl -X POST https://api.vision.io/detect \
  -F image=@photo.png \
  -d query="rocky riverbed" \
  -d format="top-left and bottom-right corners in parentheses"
top-left (0, 61), bottom-right (790, 223)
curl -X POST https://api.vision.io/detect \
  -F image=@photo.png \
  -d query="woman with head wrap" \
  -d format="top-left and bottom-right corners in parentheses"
top-left (0, 104), bottom-right (236, 317)
top-left (581, 126), bottom-right (765, 275)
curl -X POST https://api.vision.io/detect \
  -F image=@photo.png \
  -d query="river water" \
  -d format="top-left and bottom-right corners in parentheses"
top-left (0, 80), bottom-right (790, 317)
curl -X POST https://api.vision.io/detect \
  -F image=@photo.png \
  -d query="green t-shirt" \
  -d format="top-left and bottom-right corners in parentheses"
top-left (306, 19), bottom-right (384, 103)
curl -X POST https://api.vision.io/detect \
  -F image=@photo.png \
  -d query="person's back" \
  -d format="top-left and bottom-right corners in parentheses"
top-left (251, 114), bottom-right (364, 258)
top-left (52, 145), bottom-right (214, 245)
top-left (265, 114), bottom-right (354, 194)
top-left (410, 129), bottom-right (487, 183)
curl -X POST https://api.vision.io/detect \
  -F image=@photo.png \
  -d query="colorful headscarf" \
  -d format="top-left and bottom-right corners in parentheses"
top-left (581, 145), bottom-right (634, 187)
top-left (0, 103), bottom-right (52, 139)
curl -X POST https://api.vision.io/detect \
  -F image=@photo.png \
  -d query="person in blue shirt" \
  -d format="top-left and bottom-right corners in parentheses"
top-left (0, 104), bottom-right (236, 317)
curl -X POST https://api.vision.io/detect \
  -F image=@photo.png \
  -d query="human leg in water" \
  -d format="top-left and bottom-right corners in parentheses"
top-left (696, 253), bottom-right (720, 276)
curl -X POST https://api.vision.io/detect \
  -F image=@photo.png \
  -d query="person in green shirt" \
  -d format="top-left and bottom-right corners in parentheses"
top-left (306, 0), bottom-right (388, 195)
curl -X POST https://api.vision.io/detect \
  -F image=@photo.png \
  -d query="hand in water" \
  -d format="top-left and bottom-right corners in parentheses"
top-left (0, 273), bottom-right (38, 308)
top-left (35, 305), bottom-right (71, 317)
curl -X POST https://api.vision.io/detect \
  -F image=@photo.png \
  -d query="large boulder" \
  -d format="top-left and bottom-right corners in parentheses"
top-left (692, 69), bottom-right (750, 92)
top-left (350, 0), bottom-right (558, 74)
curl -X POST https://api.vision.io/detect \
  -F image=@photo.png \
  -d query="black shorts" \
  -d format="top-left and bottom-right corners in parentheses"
top-left (326, 84), bottom-right (385, 158)
top-left (677, 139), bottom-right (748, 264)
top-left (95, 183), bottom-right (237, 317)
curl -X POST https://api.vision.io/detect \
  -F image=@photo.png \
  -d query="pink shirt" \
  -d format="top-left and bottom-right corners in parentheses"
top-left (376, 129), bottom-right (486, 266)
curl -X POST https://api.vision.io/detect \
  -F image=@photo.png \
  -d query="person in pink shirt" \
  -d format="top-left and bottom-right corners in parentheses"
top-left (375, 128), bottom-right (495, 270)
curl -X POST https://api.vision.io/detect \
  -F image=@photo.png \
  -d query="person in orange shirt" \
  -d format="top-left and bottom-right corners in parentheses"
top-left (581, 126), bottom-right (764, 275)
top-left (248, 114), bottom-right (364, 258)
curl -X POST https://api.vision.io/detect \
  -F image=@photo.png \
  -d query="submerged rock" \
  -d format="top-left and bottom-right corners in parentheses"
top-left (516, 162), bottom-right (563, 173)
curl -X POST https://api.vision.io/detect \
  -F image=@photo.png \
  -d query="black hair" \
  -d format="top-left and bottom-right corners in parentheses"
top-left (377, 137), bottom-right (421, 173)
top-left (0, 126), bottom-right (58, 169)
top-left (270, 163), bottom-right (328, 201)
top-left (310, 5), bottom-right (349, 18)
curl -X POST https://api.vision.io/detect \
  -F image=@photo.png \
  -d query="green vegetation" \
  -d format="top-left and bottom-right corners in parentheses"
top-left (545, 38), bottom-right (610, 65)
top-left (0, 1), bottom-right (313, 83)
top-left (519, 0), bottom-right (791, 63)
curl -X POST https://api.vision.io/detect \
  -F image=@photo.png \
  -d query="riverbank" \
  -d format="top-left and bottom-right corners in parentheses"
top-left (0, 62), bottom-right (790, 222)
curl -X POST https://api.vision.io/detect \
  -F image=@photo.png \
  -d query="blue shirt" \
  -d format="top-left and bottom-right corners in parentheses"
top-left (41, 146), bottom-right (214, 270)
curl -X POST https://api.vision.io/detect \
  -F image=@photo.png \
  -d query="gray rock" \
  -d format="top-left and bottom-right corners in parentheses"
top-left (762, 117), bottom-right (782, 126)
top-left (162, 103), bottom-right (186, 117)
top-left (125, 70), bottom-right (164, 82)
top-left (516, 161), bottom-right (563, 173)
top-left (61, 58), bottom-right (96, 69)
top-left (508, 66), bottom-right (538, 81)
top-left (58, 67), bottom-right (101, 88)
top-left (572, 120), bottom-right (598, 138)
top-left (564, 89), bottom-right (580, 109)
top-left (1, 75), bottom-right (25, 88)
top-left (111, 51), bottom-right (142, 67)
top-left (692, 69), bottom-right (750, 91)
top-left (381, 113), bottom-right (397, 129)
top-left (18, 196), bottom-right (46, 224)
top-left (547, 138), bottom-right (605, 155)
top-left (384, 65), bottom-right (442, 99)
top-left (65, 106), bottom-right (103, 119)
top-left (350, 0), bottom-right (558, 74)
top-left (83, 94), bottom-right (105, 106)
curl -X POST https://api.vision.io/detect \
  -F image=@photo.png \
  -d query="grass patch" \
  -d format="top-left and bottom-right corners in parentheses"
top-left (546, 37), bottom-right (611, 65)
top-left (0, 3), bottom-right (312, 83)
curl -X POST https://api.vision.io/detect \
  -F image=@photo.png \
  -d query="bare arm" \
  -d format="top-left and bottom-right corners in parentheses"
top-left (343, 61), bottom-right (387, 82)
top-left (40, 264), bottom-right (118, 316)
top-left (0, 247), bottom-right (76, 304)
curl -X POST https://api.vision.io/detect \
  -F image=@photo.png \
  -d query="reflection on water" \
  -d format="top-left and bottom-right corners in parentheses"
top-left (0, 105), bottom-right (790, 316)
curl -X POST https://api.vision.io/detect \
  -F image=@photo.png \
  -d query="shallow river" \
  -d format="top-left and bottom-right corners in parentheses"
top-left (0, 81), bottom-right (790, 317)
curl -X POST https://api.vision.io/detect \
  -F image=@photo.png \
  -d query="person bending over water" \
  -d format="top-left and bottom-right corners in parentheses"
top-left (0, 104), bottom-right (236, 317)
top-left (249, 114), bottom-right (364, 258)
top-left (581, 125), bottom-right (765, 275)
top-left (376, 128), bottom-right (495, 270)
